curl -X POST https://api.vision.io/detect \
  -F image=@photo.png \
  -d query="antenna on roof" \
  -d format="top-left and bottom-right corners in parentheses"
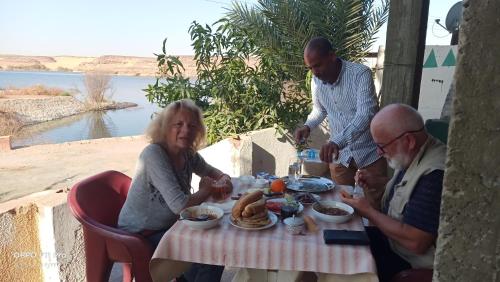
top-left (434, 2), bottom-right (463, 45)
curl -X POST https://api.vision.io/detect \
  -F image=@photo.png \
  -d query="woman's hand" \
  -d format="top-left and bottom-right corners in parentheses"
top-left (199, 176), bottom-right (216, 196)
top-left (215, 174), bottom-right (233, 194)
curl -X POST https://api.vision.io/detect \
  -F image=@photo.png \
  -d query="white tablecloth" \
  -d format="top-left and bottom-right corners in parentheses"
top-left (150, 183), bottom-right (378, 282)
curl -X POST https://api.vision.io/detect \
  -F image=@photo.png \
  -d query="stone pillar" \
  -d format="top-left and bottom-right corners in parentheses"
top-left (0, 135), bottom-right (11, 151)
top-left (434, 1), bottom-right (500, 281)
top-left (380, 0), bottom-right (430, 108)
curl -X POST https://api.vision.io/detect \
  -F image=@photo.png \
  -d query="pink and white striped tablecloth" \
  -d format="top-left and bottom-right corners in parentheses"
top-left (150, 190), bottom-right (378, 281)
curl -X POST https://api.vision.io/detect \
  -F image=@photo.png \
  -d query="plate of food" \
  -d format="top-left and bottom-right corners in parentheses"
top-left (284, 176), bottom-right (335, 193)
top-left (293, 192), bottom-right (321, 205)
top-left (265, 198), bottom-right (304, 215)
top-left (230, 190), bottom-right (278, 230)
top-left (230, 211), bottom-right (278, 231)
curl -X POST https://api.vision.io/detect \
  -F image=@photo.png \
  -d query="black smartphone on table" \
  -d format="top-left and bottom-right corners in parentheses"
top-left (323, 229), bottom-right (370, 245)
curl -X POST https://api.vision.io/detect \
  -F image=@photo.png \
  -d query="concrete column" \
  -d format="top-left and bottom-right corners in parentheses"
top-left (0, 135), bottom-right (11, 151)
top-left (434, 0), bottom-right (500, 281)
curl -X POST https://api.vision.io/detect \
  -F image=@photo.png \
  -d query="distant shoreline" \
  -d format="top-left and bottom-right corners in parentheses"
top-left (0, 54), bottom-right (199, 78)
top-left (0, 68), bottom-right (157, 78)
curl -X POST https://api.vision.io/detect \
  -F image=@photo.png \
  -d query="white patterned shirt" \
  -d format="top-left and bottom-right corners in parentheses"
top-left (304, 59), bottom-right (380, 168)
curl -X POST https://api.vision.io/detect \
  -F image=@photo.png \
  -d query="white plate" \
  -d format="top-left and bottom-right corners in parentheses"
top-left (265, 198), bottom-right (304, 215)
top-left (201, 200), bottom-right (236, 214)
top-left (285, 176), bottom-right (335, 193)
top-left (229, 212), bottom-right (278, 231)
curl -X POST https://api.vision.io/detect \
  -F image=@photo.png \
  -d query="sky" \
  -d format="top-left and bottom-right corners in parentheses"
top-left (0, 0), bottom-right (461, 57)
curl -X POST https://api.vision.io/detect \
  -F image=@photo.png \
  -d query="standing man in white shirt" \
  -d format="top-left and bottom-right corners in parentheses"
top-left (294, 36), bottom-right (387, 209)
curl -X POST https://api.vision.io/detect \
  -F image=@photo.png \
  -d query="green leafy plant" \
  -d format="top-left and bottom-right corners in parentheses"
top-left (145, 21), bottom-right (310, 144)
top-left (226, 0), bottom-right (389, 82)
top-left (145, 0), bottom-right (388, 144)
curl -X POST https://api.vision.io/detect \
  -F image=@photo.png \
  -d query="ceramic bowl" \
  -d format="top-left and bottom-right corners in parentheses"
top-left (311, 200), bottom-right (354, 224)
top-left (179, 205), bottom-right (224, 230)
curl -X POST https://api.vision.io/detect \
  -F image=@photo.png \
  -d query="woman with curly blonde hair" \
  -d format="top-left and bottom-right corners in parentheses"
top-left (118, 99), bottom-right (230, 281)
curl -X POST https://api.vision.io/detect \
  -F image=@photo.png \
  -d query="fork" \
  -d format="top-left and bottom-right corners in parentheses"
top-left (308, 192), bottom-right (326, 210)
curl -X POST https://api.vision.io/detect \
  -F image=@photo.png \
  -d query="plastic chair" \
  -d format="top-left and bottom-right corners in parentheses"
top-left (68, 170), bottom-right (154, 282)
top-left (425, 119), bottom-right (449, 144)
top-left (391, 268), bottom-right (433, 282)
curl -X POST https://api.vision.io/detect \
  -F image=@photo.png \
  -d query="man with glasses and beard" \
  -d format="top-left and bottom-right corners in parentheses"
top-left (341, 104), bottom-right (446, 282)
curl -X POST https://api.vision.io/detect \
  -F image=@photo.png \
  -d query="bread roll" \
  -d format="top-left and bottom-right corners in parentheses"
top-left (303, 215), bottom-right (318, 233)
top-left (242, 198), bottom-right (266, 217)
top-left (231, 190), bottom-right (264, 219)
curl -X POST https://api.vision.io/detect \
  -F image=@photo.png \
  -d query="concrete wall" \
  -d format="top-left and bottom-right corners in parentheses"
top-left (0, 188), bottom-right (101, 282)
top-left (366, 44), bottom-right (457, 120)
top-left (38, 192), bottom-right (85, 282)
top-left (0, 135), bottom-right (11, 151)
top-left (0, 202), bottom-right (43, 282)
top-left (419, 45), bottom-right (458, 120)
top-left (192, 125), bottom-right (331, 190)
top-left (433, 1), bottom-right (500, 281)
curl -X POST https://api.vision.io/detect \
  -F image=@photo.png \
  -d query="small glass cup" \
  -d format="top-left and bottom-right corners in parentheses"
top-left (284, 216), bottom-right (305, 235)
top-left (288, 163), bottom-right (298, 183)
top-left (212, 178), bottom-right (230, 202)
top-left (239, 175), bottom-right (255, 190)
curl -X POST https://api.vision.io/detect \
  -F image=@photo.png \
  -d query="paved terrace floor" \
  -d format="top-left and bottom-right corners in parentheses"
top-left (0, 135), bottom-right (148, 203)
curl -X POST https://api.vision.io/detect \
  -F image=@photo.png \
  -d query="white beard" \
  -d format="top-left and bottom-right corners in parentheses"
top-left (386, 145), bottom-right (410, 170)
top-left (387, 157), bottom-right (405, 170)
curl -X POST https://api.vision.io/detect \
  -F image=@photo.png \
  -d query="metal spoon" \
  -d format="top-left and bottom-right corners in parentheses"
top-left (180, 214), bottom-right (210, 221)
top-left (308, 192), bottom-right (326, 210)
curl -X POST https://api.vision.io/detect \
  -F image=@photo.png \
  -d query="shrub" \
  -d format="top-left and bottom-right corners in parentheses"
top-left (145, 21), bottom-right (310, 144)
top-left (0, 111), bottom-right (23, 135)
top-left (83, 72), bottom-right (113, 106)
top-left (1, 85), bottom-right (68, 96)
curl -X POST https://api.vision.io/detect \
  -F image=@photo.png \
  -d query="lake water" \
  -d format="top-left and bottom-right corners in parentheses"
top-left (0, 71), bottom-right (160, 148)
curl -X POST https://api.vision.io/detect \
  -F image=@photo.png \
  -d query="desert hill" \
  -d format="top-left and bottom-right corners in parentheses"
top-left (0, 54), bottom-right (198, 77)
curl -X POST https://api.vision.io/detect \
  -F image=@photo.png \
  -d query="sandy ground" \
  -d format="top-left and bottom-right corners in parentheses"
top-left (0, 135), bottom-right (149, 203)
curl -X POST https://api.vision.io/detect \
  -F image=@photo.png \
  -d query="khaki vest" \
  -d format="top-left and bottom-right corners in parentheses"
top-left (381, 136), bottom-right (446, 268)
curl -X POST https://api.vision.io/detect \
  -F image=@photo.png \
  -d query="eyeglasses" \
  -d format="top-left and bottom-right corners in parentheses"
top-left (376, 126), bottom-right (425, 154)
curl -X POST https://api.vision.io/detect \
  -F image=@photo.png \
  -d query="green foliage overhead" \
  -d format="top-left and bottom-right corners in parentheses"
top-left (145, 0), bottom-right (388, 144)
top-left (226, 0), bottom-right (389, 81)
top-left (145, 21), bottom-right (310, 144)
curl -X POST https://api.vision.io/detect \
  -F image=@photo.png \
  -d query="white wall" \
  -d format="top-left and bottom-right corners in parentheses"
top-left (419, 45), bottom-right (458, 120)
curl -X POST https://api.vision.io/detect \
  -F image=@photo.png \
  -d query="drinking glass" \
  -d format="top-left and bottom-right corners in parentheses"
top-left (212, 178), bottom-right (229, 201)
top-left (288, 157), bottom-right (302, 188)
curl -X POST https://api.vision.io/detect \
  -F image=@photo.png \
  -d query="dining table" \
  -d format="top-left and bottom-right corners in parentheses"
top-left (149, 178), bottom-right (379, 282)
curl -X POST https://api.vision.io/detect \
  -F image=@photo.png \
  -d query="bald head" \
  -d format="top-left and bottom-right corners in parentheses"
top-left (371, 104), bottom-right (424, 137)
top-left (305, 37), bottom-right (334, 57)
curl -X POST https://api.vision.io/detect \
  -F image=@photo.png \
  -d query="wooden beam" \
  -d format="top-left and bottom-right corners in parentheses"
top-left (380, 0), bottom-right (430, 108)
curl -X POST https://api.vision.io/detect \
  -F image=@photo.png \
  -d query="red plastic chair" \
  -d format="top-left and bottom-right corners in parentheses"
top-left (391, 269), bottom-right (433, 282)
top-left (68, 170), bottom-right (154, 282)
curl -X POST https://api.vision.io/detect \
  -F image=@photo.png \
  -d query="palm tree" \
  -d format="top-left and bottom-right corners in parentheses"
top-left (226, 0), bottom-right (389, 82)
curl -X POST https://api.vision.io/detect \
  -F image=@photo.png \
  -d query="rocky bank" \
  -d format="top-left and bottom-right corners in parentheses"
top-left (0, 95), bottom-right (136, 135)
